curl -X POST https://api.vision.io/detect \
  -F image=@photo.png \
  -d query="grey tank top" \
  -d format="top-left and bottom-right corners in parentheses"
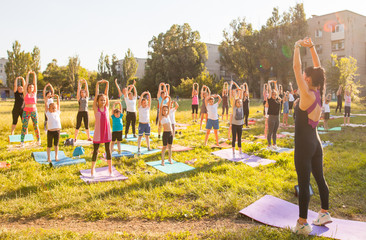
top-left (79, 98), bottom-right (88, 112)
top-left (232, 106), bottom-right (244, 125)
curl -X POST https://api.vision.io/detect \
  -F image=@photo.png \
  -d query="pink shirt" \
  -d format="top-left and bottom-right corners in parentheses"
top-left (93, 106), bottom-right (112, 144)
top-left (23, 93), bottom-right (37, 112)
top-left (192, 95), bottom-right (198, 105)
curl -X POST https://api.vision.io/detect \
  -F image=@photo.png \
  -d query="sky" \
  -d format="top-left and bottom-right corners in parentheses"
top-left (1, 0), bottom-right (364, 71)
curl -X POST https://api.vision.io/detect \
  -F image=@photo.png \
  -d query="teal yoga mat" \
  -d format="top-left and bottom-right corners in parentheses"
top-left (146, 160), bottom-right (195, 174)
top-left (114, 143), bottom-right (161, 155)
top-left (125, 133), bottom-right (159, 142)
top-left (32, 151), bottom-right (86, 167)
top-left (9, 134), bottom-right (34, 143)
top-left (318, 127), bottom-right (342, 131)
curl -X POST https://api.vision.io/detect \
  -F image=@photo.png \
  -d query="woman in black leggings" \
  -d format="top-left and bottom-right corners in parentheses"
top-left (335, 85), bottom-right (342, 113)
top-left (242, 83), bottom-right (250, 127)
top-left (292, 37), bottom-right (332, 236)
top-left (265, 80), bottom-right (281, 150)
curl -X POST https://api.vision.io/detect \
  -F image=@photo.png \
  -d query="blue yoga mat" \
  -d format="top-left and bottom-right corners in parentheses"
top-left (318, 127), bottom-right (342, 131)
top-left (82, 130), bottom-right (94, 136)
top-left (111, 151), bottom-right (134, 158)
top-left (9, 134), bottom-right (34, 143)
top-left (32, 151), bottom-right (86, 168)
top-left (114, 143), bottom-right (161, 155)
top-left (146, 160), bottom-right (195, 174)
top-left (125, 133), bottom-right (159, 142)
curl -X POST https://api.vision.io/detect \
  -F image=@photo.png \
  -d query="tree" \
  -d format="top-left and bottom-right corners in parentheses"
top-left (43, 59), bottom-right (68, 94)
top-left (122, 48), bottom-right (138, 86)
top-left (143, 23), bottom-right (208, 95)
top-left (327, 54), bottom-right (361, 101)
top-left (67, 55), bottom-right (80, 91)
top-left (5, 41), bottom-right (41, 87)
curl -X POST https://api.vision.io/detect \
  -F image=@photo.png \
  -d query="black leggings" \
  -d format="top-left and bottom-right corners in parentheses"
top-left (47, 130), bottom-right (60, 148)
top-left (335, 99), bottom-right (342, 113)
top-left (222, 105), bottom-right (229, 115)
top-left (192, 105), bottom-right (198, 114)
top-left (125, 111), bottom-right (136, 135)
top-left (76, 111), bottom-right (89, 130)
top-left (244, 108), bottom-right (249, 127)
top-left (92, 142), bottom-right (111, 161)
top-left (267, 115), bottom-right (279, 145)
top-left (12, 109), bottom-right (23, 125)
top-left (344, 106), bottom-right (351, 117)
top-left (295, 136), bottom-right (329, 219)
top-left (231, 124), bottom-right (243, 148)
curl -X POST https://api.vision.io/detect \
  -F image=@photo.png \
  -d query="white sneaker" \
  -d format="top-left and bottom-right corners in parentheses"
top-left (37, 140), bottom-right (42, 146)
top-left (272, 145), bottom-right (278, 150)
top-left (267, 146), bottom-right (273, 150)
top-left (312, 211), bottom-right (332, 226)
top-left (293, 221), bottom-right (312, 236)
top-left (109, 172), bottom-right (115, 177)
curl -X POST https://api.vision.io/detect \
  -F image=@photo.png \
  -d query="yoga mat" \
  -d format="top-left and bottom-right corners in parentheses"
top-left (74, 139), bottom-right (93, 146)
top-left (7, 142), bottom-right (42, 151)
top-left (60, 132), bottom-right (69, 138)
top-left (146, 160), bottom-right (195, 174)
top-left (9, 134), bottom-right (34, 143)
top-left (248, 120), bottom-right (256, 125)
top-left (341, 123), bottom-right (366, 127)
top-left (125, 133), bottom-right (159, 142)
top-left (239, 195), bottom-right (366, 240)
top-left (280, 132), bottom-right (295, 137)
top-left (318, 127), bottom-right (342, 131)
top-left (175, 126), bottom-right (187, 130)
top-left (210, 142), bottom-right (231, 149)
top-left (322, 141), bottom-right (333, 148)
top-left (157, 144), bottom-right (193, 152)
top-left (211, 149), bottom-right (276, 167)
top-left (255, 134), bottom-right (287, 139)
top-left (82, 130), bottom-right (94, 136)
top-left (80, 166), bottom-right (128, 184)
top-left (175, 123), bottom-right (190, 127)
top-left (32, 151), bottom-right (86, 168)
top-left (351, 113), bottom-right (366, 116)
top-left (330, 115), bottom-right (344, 119)
top-left (111, 151), bottom-right (134, 158)
top-left (114, 143), bottom-right (161, 155)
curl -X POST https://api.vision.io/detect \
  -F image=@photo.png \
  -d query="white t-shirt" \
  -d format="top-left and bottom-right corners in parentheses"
top-left (138, 106), bottom-right (150, 123)
top-left (46, 110), bottom-right (61, 130)
top-left (344, 95), bottom-right (351, 107)
top-left (169, 108), bottom-right (176, 124)
top-left (289, 93), bottom-right (294, 102)
top-left (207, 102), bottom-right (219, 120)
top-left (125, 97), bottom-right (137, 112)
top-left (323, 102), bottom-right (330, 113)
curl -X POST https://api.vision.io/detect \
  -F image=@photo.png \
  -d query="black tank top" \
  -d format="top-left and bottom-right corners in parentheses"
top-left (295, 104), bottom-right (318, 141)
top-left (337, 94), bottom-right (342, 102)
top-left (243, 97), bottom-right (249, 110)
top-left (222, 95), bottom-right (228, 106)
top-left (13, 91), bottom-right (24, 111)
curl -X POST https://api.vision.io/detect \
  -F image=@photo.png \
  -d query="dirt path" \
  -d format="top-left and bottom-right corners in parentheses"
top-left (1, 217), bottom-right (257, 235)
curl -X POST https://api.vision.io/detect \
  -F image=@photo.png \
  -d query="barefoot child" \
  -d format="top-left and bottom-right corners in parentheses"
top-left (137, 91), bottom-right (152, 153)
top-left (44, 92), bottom-right (61, 162)
top-left (75, 79), bottom-right (92, 141)
top-left (204, 94), bottom-right (222, 146)
top-left (159, 96), bottom-right (173, 166)
top-left (43, 83), bottom-right (54, 133)
top-left (91, 80), bottom-right (113, 177)
top-left (110, 102), bottom-right (123, 155)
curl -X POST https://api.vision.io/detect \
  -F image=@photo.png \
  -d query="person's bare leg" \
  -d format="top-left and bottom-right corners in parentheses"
top-left (200, 114), bottom-right (204, 130)
top-left (137, 136), bottom-right (143, 152)
top-left (344, 117), bottom-right (346, 126)
top-left (11, 124), bottom-right (16, 135)
top-left (91, 161), bottom-right (96, 176)
top-left (228, 125), bottom-right (232, 140)
top-left (47, 147), bottom-right (51, 162)
top-left (168, 144), bottom-right (172, 164)
top-left (347, 117), bottom-right (350, 124)
top-left (110, 140), bottom-right (115, 155)
top-left (55, 146), bottom-right (59, 161)
top-left (74, 129), bottom-right (79, 141)
top-left (161, 146), bottom-right (166, 166)
top-left (204, 130), bottom-right (210, 146)
top-left (86, 129), bottom-right (92, 141)
top-left (146, 135), bottom-right (150, 150)
top-left (214, 129), bottom-right (219, 146)
top-left (107, 160), bottom-right (112, 175)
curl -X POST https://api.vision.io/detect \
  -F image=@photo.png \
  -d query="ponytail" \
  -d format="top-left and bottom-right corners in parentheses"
top-left (305, 66), bottom-right (326, 105)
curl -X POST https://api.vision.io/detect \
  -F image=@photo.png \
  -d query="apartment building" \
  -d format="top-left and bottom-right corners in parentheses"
top-left (302, 10), bottom-right (366, 92)
top-left (0, 57), bottom-right (8, 87)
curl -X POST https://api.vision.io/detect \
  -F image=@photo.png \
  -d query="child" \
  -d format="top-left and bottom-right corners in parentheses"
top-left (110, 102), bottom-right (123, 155)
top-left (156, 83), bottom-right (168, 138)
top-left (323, 93), bottom-right (331, 130)
top-left (91, 80), bottom-right (112, 178)
top-left (169, 100), bottom-right (179, 136)
top-left (159, 96), bottom-right (173, 166)
top-left (199, 85), bottom-right (210, 130)
top-left (243, 83), bottom-right (250, 127)
top-left (222, 82), bottom-right (229, 121)
top-left (230, 96), bottom-right (244, 156)
top-left (75, 79), bottom-right (92, 141)
top-left (204, 94), bottom-right (222, 146)
top-left (137, 91), bottom-right (152, 153)
top-left (123, 84), bottom-right (137, 138)
top-left (282, 91), bottom-right (290, 126)
top-left (43, 83), bottom-right (54, 133)
top-left (191, 83), bottom-right (199, 122)
top-left (44, 91), bottom-right (61, 162)
top-left (344, 85), bottom-right (352, 126)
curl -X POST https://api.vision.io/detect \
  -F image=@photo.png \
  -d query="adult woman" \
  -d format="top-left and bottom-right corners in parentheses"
top-left (344, 85), bottom-right (352, 126)
top-left (221, 82), bottom-right (229, 121)
top-left (74, 79), bottom-right (92, 141)
top-left (11, 76), bottom-right (25, 135)
top-left (230, 92), bottom-right (244, 156)
top-left (21, 71), bottom-right (41, 146)
top-left (242, 83), bottom-right (250, 127)
top-left (265, 80), bottom-right (281, 150)
top-left (191, 83), bottom-right (199, 122)
top-left (292, 37), bottom-right (332, 235)
top-left (335, 85), bottom-right (342, 114)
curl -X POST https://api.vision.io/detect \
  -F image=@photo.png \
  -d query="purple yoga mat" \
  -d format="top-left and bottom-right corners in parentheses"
top-left (211, 149), bottom-right (276, 167)
top-left (239, 195), bottom-right (366, 240)
top-left (80, 166), bottom-right (128, 184)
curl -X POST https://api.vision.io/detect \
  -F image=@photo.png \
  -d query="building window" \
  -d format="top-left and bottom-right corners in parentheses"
top-left (315, 44), bottom-right (323, 54)
top-left (315, 29), bottom-right (322, 38)
top-left (332, 40), bottom-right (345, 51)
top-left (332, 24), bottom-right (344, 33)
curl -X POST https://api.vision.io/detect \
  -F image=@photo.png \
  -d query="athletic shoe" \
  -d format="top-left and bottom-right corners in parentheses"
top-left (109, 172), bottom-right (115, 177)
top-left (312, 211), bottom-right (333, 226)
top-left (37, 140), bottom-right (42, 146)
top-left (267, 146), bottom-right (273, 150)
top-left (293, 221), bottom-right (312, 236)
top-left (272, 145), bottom-right (278, 150)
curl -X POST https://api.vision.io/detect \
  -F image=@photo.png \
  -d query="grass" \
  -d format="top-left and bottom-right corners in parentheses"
top-left (0, 98), bottom-right (365, 239)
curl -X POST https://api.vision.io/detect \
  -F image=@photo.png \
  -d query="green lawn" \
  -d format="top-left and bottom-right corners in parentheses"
top-left (0, 99), bottom-right (365, 239)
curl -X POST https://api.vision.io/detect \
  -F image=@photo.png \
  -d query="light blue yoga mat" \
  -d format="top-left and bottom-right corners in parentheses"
top-left (111, 151), bottom-right (134, 158)
top-left (318, 127), bottom-right (342, 131)
top-left (9, 134), bottom-right (34, 143)
top-left (32, 151), bottom-right (86, 168)
top-left (146, 160), bottom-right (195, 174)
top-left (82, 130), bottom-right (94, 136)
top-left (125, 133), bottom-right (159, 142)
top-left (114, 143), bottom-right (161, 155)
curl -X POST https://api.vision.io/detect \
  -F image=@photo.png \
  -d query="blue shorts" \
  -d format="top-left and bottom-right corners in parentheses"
top-left (206, 119), bottom-right (219, 130)
top-left (138, 123), bottom-right (150, 136)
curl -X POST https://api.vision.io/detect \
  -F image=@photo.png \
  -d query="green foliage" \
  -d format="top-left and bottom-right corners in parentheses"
top-left (143, 23), bottom-right (208, 96)
top-left (97, 52), bottom-right (121, 98)
top-left (5, 41), bottom-right (41, 87)
top-left (122, 49), bottom-right (138, 86)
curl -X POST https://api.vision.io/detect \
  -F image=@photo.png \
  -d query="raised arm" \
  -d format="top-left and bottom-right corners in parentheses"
top-left (166, 84), bottom-right (170, 96)
top-left (200, 85), bottom-right (206, 99)
top-left (216, 94), bottom-right (222, 105)
top-left (112, 102), bottom-right (122, 111)
top-left (138, 91), bottom-right (147, 108)
top-left (293, 39), bottom-right (311, 99)
top-left (206, 86), bottom-right (211, 96)
top-left (173, 100), bottom-right (179, 110)
top-left (44, 89), bottom-right (49, 112)
top-left (103, 80), bottom-right (109, 107)
top-left (166, 96), bottom-right (171, 115)
top-left (76, 79), bottom-right (81, 101)
top-left (29, 71), bottom-right (37, 93)
top-left (115, 78), bottom-right (122, 98)
top-left (205, 92), bottom-right (210, 107)
top-left (244, 82), bottom-right (249, 99)
top-left (289, 82), bottom-right (294, 94)
top-left (55, 94), bottom-right (60, 111)
top-left (263, 83), bottom-right (268, 100)
top-left (305, 38), bottom-right (320, 68)
top-left (93, 81), bottom-right (101, 112)
top-left (43, 83), bottom-right (50, 100)
top-left (132, 85), bottom-right (137, 98)
top-left (157, 82), bottom-right (165, 98)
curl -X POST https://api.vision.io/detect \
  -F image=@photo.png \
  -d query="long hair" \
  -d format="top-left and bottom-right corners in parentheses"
top-left (96, 94), bottom-right (106, 105)
top-left (305, 66), bottom-right (326, 105)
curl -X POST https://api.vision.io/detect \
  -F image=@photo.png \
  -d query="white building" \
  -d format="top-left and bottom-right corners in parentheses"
top-left (0, 58), bottom-right (8, 87)
top-left (116, 57), bottom-right (147, 80)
